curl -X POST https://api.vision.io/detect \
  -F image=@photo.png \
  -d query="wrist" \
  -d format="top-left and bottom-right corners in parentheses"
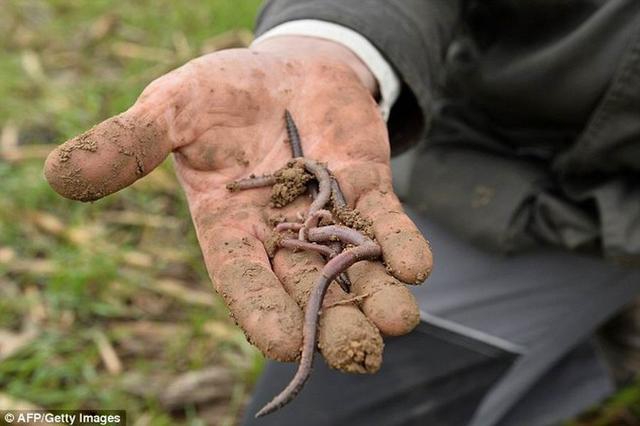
top-left (251, 35), bottom-right (379, 99)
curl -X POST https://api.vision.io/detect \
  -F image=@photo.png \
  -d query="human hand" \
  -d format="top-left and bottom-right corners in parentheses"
top-left (44, 36), bottom-right (432, 372)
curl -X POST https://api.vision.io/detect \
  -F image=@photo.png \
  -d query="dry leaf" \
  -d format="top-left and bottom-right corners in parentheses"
top-left (200, 29), bottom-right (253, 54)
top-left (159, 366), bottom-right (234, 409)
top-left (0, 393), bottom-right (41, 410)
top-left (90, 13), bottom-right (119, 41)
top-left (111, 42), bottom-right (174, 63)
top-left (0, 145), bottom-right (54, 163)
top-left (172, 32), bottom-right (191, 60)
top-left (3, 259), bottom-right (55, 276)
top-left (112, 321), bottom-right (188, 356)
top-left (122, 251), bottom-right (154, 269)
top-left (132, 412), bottom-right (153, 426)
top-left (0, 247), bottom-right (16, 263)
top-left (28, 211), bottom-right (66, 236)
top-left (25, 286), bottom-right (47, 324)
top-left (0, 121), bottom-right (19, 151)
top-left (0, 325), bottom-right (39, 361)
top-left (67, 224), bottom-right (104, 246)
top-left (204, 321), bottom-right (238, 342)
top-left (101, 210), bottom-right (180, 229)
top-left (150, 279), bottom-right (215, 307)
top-left (21, 50), bottom-right (46, 82)
top-left (92, 330), bottom-right (123, 375)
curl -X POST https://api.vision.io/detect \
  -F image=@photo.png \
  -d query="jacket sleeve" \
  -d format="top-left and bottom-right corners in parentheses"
top-left (255, 0), bottom-right (461, 153)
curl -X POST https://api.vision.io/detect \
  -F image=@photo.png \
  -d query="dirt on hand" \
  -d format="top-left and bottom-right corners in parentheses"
top-left (333, 205), bottom-right (373, 239)
top-left (270, 160), bottom-right (313, 208)
top-left (44, 114), bottom-right (169, 202)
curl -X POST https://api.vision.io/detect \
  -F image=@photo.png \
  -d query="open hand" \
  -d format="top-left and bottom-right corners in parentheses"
top-left (44, 36), bottom-right (432, 372)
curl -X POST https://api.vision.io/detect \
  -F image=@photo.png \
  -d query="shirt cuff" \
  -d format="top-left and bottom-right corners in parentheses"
top-left (252, 19), bottom-right (401, 121)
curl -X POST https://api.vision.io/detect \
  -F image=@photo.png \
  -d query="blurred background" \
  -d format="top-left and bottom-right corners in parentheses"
top-left (0, 1), bottom-right (637, 425)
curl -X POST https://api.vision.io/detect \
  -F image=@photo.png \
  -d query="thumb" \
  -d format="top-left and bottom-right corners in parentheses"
top-left (44, 89), bottom-right (174, 202)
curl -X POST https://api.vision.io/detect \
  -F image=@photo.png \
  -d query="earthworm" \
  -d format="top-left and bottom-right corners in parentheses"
top-left (330, 176), bottom-right (347, 209)
top-left (279, 238), bottom-right (336, 258)
top-left (279, 232), bottom-right (351, 293)
top-left (277, 221), bottom-right (351, 292)
top-left (255, 233), bottom-right (382, 418)
top-left (225, 174), bottom-right (275, 191)
top-left (333, 270), bottom-right (352, 293)
top-left (301, 158), bottom-right (332, 215)
top-left (285, 109), bottom-right (303, 158)
top-left (275, 222), bottom-right (304, 233)
top-left (227, 111), bottom-right (378, 416)
top-left (307, 224), bottom-right (370, 246)
top-left (327, 179), bottom-right (351, 291)
top-left (299, 209), bottom-right (333, 241)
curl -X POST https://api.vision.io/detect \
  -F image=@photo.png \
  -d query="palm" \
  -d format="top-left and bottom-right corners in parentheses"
top-left (167, 49), bottom-right (391, 207)
top-left (44, 44), bottom-right (431, 371)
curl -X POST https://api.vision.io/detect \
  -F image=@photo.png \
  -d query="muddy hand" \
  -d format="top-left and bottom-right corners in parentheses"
top-left (43, 36), bottom-right (433, 370)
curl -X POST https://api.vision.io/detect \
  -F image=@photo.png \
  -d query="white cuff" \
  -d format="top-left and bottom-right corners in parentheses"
top-left (252, 20), bottom-right (401, 121)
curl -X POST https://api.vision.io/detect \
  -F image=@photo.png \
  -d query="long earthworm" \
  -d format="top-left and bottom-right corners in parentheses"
top-left (226, 111), bottom-right (380, 416)
top-left (254, 228), bottom-right (381, 417)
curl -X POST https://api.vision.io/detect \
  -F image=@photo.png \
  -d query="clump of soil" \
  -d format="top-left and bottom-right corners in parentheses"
top-left (267, 214), bottom-right (286, 228)
top-left (58, 132), bottom-right (98, 162)
top-left (318, 304), bottom-right (383, 373)
top-left (333, 206), bottom-right (373, 238)
top-left (270, 160), bottom-right (313, 208)
top-left (264, 232), bottom-right (283, 258)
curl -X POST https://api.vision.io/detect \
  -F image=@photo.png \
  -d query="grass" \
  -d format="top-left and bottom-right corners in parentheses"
top-left (0, 1), bottom-right (639, 425)
top-left (1, 0), bottom-right (259, 138)
top-left (0, 1), bottom-right (262, 424)
top-left (570, 378), bottom-right (640, 425)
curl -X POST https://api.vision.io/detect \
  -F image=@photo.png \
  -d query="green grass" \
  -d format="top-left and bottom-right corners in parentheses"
top-left (0, 1), bottom-right (263, 424)
top-left (569, 378), bottom-right (640, 426)
top-left (1, 0), bottom-right (260, 139)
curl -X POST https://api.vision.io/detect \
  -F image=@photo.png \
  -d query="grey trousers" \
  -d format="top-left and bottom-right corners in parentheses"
top-left (242, 207), bottom-right (640, 426)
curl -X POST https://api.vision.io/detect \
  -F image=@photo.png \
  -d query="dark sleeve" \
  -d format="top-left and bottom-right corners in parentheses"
top-left (255, 0), bottom-right (462, 154)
